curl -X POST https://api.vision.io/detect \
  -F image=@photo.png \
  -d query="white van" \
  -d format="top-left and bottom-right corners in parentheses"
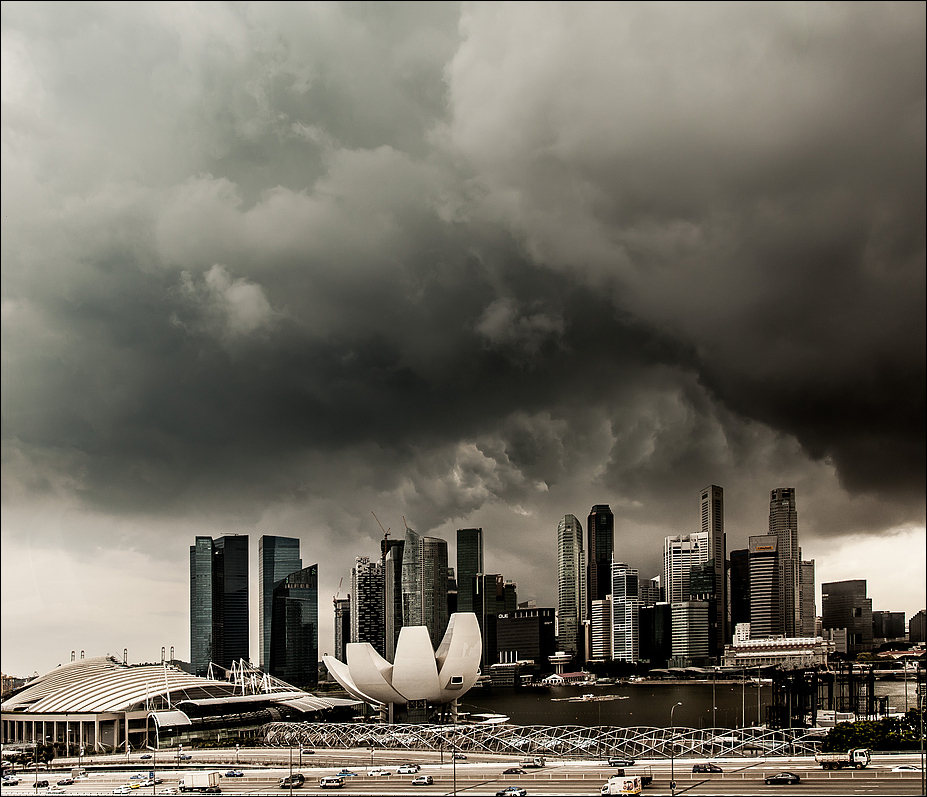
top-left (319, 776), bottom-right (344, 789)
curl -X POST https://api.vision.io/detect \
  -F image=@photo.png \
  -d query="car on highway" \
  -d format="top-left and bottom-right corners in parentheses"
top-left (892, 764), bottom-right (922, 772)
top-left (159, 789), bottom-right (178, 795)
top-left (764, 772), bottom-right (801, 785)
top-left (112, 788), bottom-right (131, 795)
top-left (693, 763), bottom-right (723, 773)
top-left (608, 757), bottom-right (635, 767)
top-left (129, 774), bottom-right (146, 780)
top-left (279, 773), bottom-right (305, 788)
top-left (411, 775), bottom-right (434, 786)
top-left (336, 770), bottom-right (358, 777)
top-left (179, 754), bottom-right (193, 761)
top-left (57, 778), bottom-right (75, 785)
top-left (140, 754), bottom-right (153, 760)
top-left (48, 787), bottom-right (66, 794)
top-left (452, 753), bottom-right (468, 760)
top-left (503, 768), bottom-right (526, 775)
top-left (300, 748), bottom-right (314, 755)
top-left (366, 768), bottom-right (391, 776)
top-left (3, 777), bottom-right (21, 786)
top-left (319, 776), bottom-right (344, 789)
top-left (397, 764), bottom-right (421, 774)
top-left (495, 788), bottom-right (527, 797)
top-left (33, 781), bottom-right (50, 789)
top-left (223, 771), bottom-right (243, 778)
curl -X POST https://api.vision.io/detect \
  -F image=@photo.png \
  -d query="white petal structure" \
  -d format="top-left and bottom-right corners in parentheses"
top-left (323, 612), bottom-right (482, 706)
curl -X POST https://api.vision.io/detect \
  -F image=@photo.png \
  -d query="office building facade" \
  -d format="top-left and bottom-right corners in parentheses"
top-left (769, 488), bottom-right (801, 637)
top-left (729, 549), bottom-right (751, 630)
top-left (663, 532), bottom-right (709, 604)
top-left (557, 514), bottom-right (586, 658)
top-left (821, 579), bottom-right (873, 655)
top-left (671, 600), bottom-right (710, 667)
top-left (333, 596), bottom-right (350, 662)
top-left (748, 534), bottom-right (778, 638)
top-left (700, 485), bottom-right (727, 653)
top-left (591, 598), bottom-right (613, 661)
top-left (456, 528), bottom-right (484, 613)
top-left (799, 559), bottom-right (816, 637)
top-left (611, 562), bottom-right (640, 663)
top-left (420, 536), bottom-right (450, 648)
top-left (587, 505), bottom-right (614, 617)
top-left (351, 556), bottom-right (385, 656)
top-left (189, 535), bottom-right (249, 676)
top-left (496, 607), bottom-right (557, 670)
top-left (383, 539), bottom-right (405, 659)
top-left (258, 536), bottom-right (301, 669)
top-left (639, 602), bottom-right (672, 668)
top-left (269, 564), bottom-right (318, 688)
top-left (474, 574), bottom-right (517, 667)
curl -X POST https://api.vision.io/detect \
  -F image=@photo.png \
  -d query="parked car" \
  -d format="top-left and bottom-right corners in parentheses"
top-left (452, 753), bottom-right (468, 760)
top-left (366, 768), bottom-right (391, 777)
top-left (692, 763), bottom-right (723, 773)
top-left (503, 768), bottom-right (526, 775)
top-left (764, 772), bottom-right (801, 785)
top-left (397, 765), bottom-right (421, 774)
top-left (411, 775), bottom-right (434, 786)
top-left (495, 788), bottom-right (527, 797)
top-left (608, 757), bottom-right (635, 767)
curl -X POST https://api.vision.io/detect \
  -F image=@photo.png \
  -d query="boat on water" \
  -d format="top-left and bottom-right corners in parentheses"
top-left (467, 713), bottom-right (510, 724)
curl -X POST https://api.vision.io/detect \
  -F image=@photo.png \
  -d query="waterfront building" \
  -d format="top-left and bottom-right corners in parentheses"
top-left (496, 607), bottom-right (557, 670)
top-left (748, 534), bottom-right (779, 638)
top-left (333, 596), bottom-right (350, 662)
top-left (474, 574), bottom-right (517, 667)
top-left (722, 634), bottom-right (835, 670)
top-left (769, 487), bottom-right (801, 637)
top-left (259, 536), bottom-right (302, 669)
top-left (699, 485), bottom-right (727, 654)
top-left (663, 532), bottom-right (709, 603)
top-left (587, 505), bottom-right (614, 617)
top-left (729, 549), bottom-right (751, 630)
top-left (799, 560), bottom-right (816, 637)
top-left (821, 579), bottom-right (873, 655)
top-left (908, 610), bottom-right (926, 644)
top-left (384, 540), bottom-right (405, 659)
top-left (639, 602), bottom-right (672, 668)
top-left (456, 528), bottom-right (484, 613)
top-left (670, 601), bottom-right (710, 667)
top-left (351, 556), bottom-right (385, 656)
top-left (189, 534), bottom-right (249, 676)
top-left (611, 562), bottom-right (640, 663)
top-left (269, 564), bottom-right (318, 688)
top-left (872, 611), bottom-right (906, 642)
top-left (591, 597), bottom-right (613, 661)
top-left (557, 514), bottom-right (586, 659)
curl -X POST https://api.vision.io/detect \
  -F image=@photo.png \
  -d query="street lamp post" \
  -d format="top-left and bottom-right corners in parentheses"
top-left (670, 702), bottom-right (682, 797)
top-left (288, 744), bottom-right (293, 797)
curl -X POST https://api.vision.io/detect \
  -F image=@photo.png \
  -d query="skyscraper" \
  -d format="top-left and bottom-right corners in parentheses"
top-left (456, 528), bottom-right (483, 613)
top-left (699, 485), bottom-right (726, 651)
top-left (822, 579), bottom-right (873, 655)
top-left (351, 556), bottom-right (385, 656)
top-left (799, 559), bottom-right (816, 637)
top-left (474, 573), bottom-right (517, 667)
top-left (663, 532), bottom-right (709, 603)
top-left (769, 488), bottom-right (800, 637)
top-left (401, 527), bottom-right (422, 629)
top-left (269, 564), bottom-right (318, 688)
top-left (557, 514), bottom-right (586, 658)
top-left (671, 601), bottom-right (710, 666)
top-left (189, 535), bottom-right (250, 675)
top-left (611, 562), bottom-right (640, 663)
top-left (258, 536), bottom-right (301, 669)
top-left (729, 548), bottom-right (751, 630)
top-left (333, 596), bottom-right (350, 662)
top-left (420, 535), bottom-right (450, 647)
top-left (591, 598), bottom-right (612, 661)
top-left (748, 534), bottom-right (779, 638)
top-left (383, 538), bottom-right (405, 659)
top-left (587, 505), bottom-right (614, 617)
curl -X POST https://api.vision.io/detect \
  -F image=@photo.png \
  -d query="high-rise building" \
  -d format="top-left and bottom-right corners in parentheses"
top-left (822, 579), bottom-right (873, 655)
top-left (671, 601), bottom-right (710, 666)
top-left (351, 556), bottom-right (385, 656)
top-left (909, 610), bottom-right (926, 644)
top-left (611, 562), bottom-right (640, 663)
top-left (748, 534), bottom-right (779, 638)
top-left (663, 532), bottom-right (709, 603)
top-left (639, 602), bottom-right (672, 668)
top-left (700, 485), bottom-right (727, 653)
top-left (729, 549), bottom-right (751, 630)
top-left (474, 573), bottom-right (517, 667)
top-left (769, 488), bottom-right (800, 637)
top-left (269, 564), bottom-right (318, 688)
top-left (799, 560), bottom-right (816, 637)
top-left (383, 541), bottom-right (405, 659)
top-left (872, 611), bottom-right (905, 641)
top-left (420, 536), bottom-right (450, 648)
top-left (447, 567), bottom-right (458, 615)
top-left (333, 596), bottom-right (350, 662)
top-left (557, 514), bottom-right (586, 658)
top-left (591, 598), bottom-right (613, 661)
top-left (189, 535), bottom-right (249, 676)
top-left (587, 505), bottom-right (614, 617)
top-left (258, 536), bottom-right (301, 669)
top-left (401, 527), bottom-right (422, 629)
top-left (638, 576), bottom-right (662, 606)
top-left (456, 528), bottom-right (483, 613)
top-left (496, 607), bottom-right (557, 669)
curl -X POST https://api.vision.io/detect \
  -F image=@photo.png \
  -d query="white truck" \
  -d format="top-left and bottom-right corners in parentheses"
top-left (179, 771), bottom-right (222, 792)
top-left (815, 748), bottom-right (871, 770)
top-left (601, 775), bottom-right (644, 795)
top-left (520, 757), bottom-right (546, 768)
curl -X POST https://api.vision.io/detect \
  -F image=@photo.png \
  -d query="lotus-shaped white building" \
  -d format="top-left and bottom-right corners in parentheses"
top-left (322, 612), bottom-right (481, 706)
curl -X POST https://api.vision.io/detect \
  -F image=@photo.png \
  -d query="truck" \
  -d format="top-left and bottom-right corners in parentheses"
top-left (601, 776), bottom-right (644, 795)
top-left (179, 771), bottom-right (222, 792)
top-left (520, 757), bottom-right (546, 768)
top-left (814, 748), bottom-right (871, 770)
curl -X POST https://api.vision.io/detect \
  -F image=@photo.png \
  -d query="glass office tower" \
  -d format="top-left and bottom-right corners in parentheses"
top-left (269, 564), bottom-right (319, 688)
top-left (456, 528), bottom-right (484, 613)
top-left (259, 536), bottom-right (302, 669)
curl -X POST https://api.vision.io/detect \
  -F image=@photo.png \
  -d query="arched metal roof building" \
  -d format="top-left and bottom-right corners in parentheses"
top-left (2, 656), bottom-right (359, 752)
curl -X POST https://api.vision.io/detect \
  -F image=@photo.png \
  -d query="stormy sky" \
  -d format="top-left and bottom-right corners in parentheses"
top-left (2, 2), bottom-right (924, 676)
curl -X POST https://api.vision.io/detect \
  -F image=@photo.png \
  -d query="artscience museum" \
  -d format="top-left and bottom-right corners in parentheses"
top-left (322, 612), bottom-right (481, 722)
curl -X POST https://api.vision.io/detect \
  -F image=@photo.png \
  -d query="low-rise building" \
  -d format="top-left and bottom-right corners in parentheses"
top-left (722, 635), bottom-right (835, 670)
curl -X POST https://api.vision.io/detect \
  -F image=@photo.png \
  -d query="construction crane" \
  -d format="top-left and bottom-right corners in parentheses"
top-left (333, 577), bottom-right (343, 607)
top-left (371, 510), bottom-right (390, 540)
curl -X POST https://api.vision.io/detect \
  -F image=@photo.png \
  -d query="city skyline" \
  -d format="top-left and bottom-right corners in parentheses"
top-left (2, 3), bottom-right (925, 676)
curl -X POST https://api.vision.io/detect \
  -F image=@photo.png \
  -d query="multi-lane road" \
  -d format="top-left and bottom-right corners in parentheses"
top-left (2, 748), bottom-right (923, 796)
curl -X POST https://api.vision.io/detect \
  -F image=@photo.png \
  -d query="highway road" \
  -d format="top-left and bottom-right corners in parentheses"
top-left (2, 750), bottom-right (923, 796)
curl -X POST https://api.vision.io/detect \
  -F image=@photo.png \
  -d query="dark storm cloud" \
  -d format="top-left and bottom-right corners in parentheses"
top-left (2, 1), bottom-right (924, 544)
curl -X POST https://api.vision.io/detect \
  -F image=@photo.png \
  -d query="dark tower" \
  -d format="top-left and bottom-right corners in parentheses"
top-left (586, 505), bottom-right (614, 618)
